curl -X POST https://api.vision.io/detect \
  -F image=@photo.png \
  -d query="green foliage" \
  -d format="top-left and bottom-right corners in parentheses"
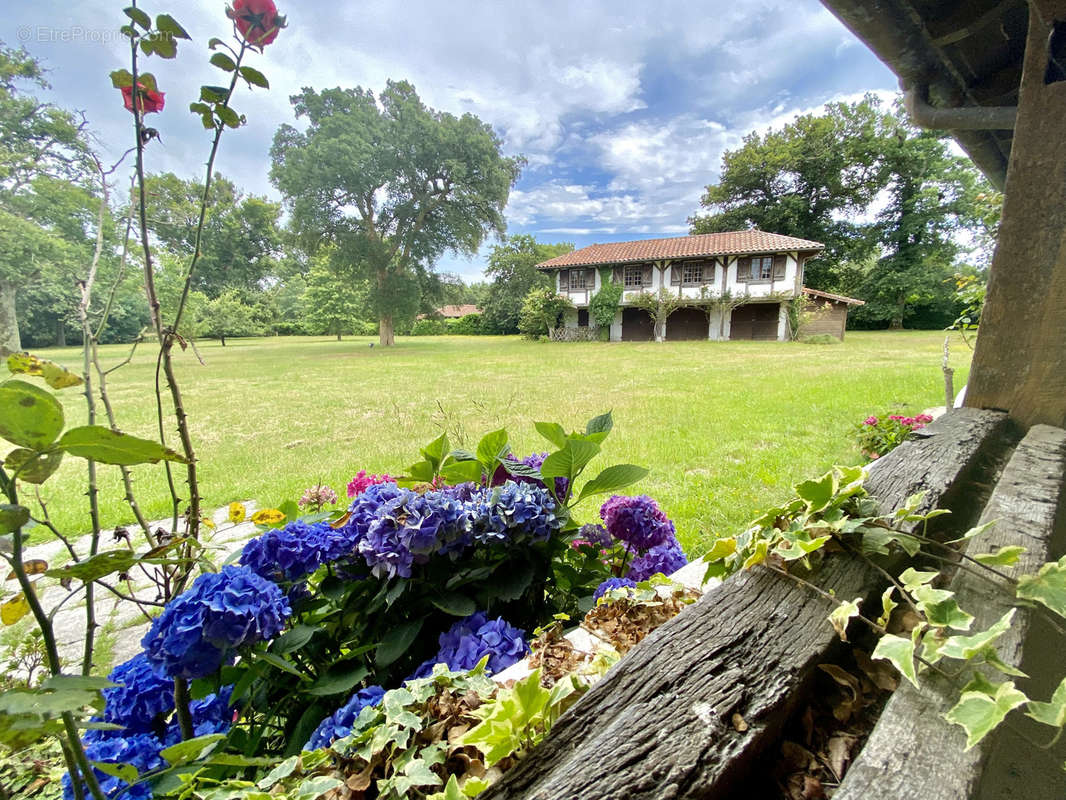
top-left (0, 734), bottom-right (66, 798)
top-left (517, 288), bottom-right (573, 339)
top-left (588, 270), bottom-right (623, 330)
top-left (446, 314), bottom-right (483, 336)
top-left (411, 318), bottom-right (447, 336)
top-left (630, 288), bottom-right (687, 342)
top-left (480, 235), bottom-right (572, 334)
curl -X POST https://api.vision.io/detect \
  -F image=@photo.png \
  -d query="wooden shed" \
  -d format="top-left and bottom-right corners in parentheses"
top-left (800, 287), bottom-right (865, 340)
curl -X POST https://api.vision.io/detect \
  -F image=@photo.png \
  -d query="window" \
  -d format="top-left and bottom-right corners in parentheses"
top-left (682, 263), bottom-right (705, 284)
top-left (623, 265), bottom-right (644, 288)
top-left (742, 256), bottom-right (773, 281)
top-left (570, 269), bottom-right (589, 290)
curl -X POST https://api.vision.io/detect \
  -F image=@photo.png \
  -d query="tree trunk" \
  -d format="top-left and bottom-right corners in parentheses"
top-left (0, 280), bottom-right (21, 355)
top-left (55, 317), bottom-right (66, 348)
top-left (336, 331), bottom-right (342, 341)
top-left (379, 315), bottom-right (395, 347)
top-left (889, 296), bottom-right (905, 329)
top-left (220, 334), bottom-right (227, 347)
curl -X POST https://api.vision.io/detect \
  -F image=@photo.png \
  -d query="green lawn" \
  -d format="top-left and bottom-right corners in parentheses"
top-left (23, 331), bottom-right (971, 554)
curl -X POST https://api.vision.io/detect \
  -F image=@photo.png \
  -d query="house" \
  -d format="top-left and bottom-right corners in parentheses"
top-left (800, 287), bottom-right (864, 340)
top-left (535, 230), bottom-right (824, 341)
top-left (417, 304), bottom-right (480, 321)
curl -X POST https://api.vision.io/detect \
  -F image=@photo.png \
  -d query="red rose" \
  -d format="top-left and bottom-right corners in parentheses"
top-left (120, 83), bottom-right (166, 114)
top-left (227, 0), bottom-right (286, 47)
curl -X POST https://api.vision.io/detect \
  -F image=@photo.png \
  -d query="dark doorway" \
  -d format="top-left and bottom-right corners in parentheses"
top-left (666, 307), bottom-right (708, 340)
top-left (730, 303), bottom-right (781, 340)
top-left (577, 308), bottom-right (589, 327)
top-left (621, 307), bottom-right (654, 341)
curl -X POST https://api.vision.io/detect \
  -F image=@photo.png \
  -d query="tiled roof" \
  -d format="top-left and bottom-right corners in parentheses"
top-left (436, 304), bottom-right (480, 318)
top-left (536, 231), bottom-right (824, 269)
top-left (802, 287), bottom-right (865, 306)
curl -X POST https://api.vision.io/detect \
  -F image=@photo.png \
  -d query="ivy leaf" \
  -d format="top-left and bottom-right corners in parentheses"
top-left (872, 630), bottom-right (920, 688)
top-left (973, 546), bottom-right (1026, 567)
top-left (575, 464), bottom-right (649, 504)
top-left (828, 598), bottom-right (862, 642)
top-left (57, 426), bottom-right (187, 466)
top-left (876, 586), bottom-right (898, 628)
top-left (913, 585), bottom-right (974, 630)
top-left (742, 539), bottom-right (769, 570)
top-left (239, 65), bottom-right (270, 88)
top-left (794, 471), bottom-right (837, 513)
top-left (945, 680), bottom-right (1028, 749)
top-left (899, 567), bottom-right (939, 594)
top-left (946, 520), bottom-right (997, 544)
top-left (1026, 676), bottom-right (1066, 728)
top-left (703, 537), bottom-right (737, 562)
top-left (1016, 556), bottom-right (1066, 618)
top-left (292, 776), bottom-right (343, 800)
top-left (257, 755), bottom-right (300, 788)
top-left (401, 758), bottom-right (442, 789)
top-left (3, 448), bottom-right (63, 484)
top-left (0, 379), bottom-right (64, 450)
top-left (937, 610), bottom-right (1015, 660)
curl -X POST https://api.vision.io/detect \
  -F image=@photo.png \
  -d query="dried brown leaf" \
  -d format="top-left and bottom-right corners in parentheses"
top-left (731, 712), bottom-right (749, 732)
top-left (854, 649), bottom-right (899, 692)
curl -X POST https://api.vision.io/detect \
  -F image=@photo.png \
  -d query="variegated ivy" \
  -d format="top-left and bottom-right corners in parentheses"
top-left (703, 465), bottom-right (1066, 762)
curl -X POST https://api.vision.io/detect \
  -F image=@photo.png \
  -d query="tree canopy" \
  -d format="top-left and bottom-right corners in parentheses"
top-left (270, 80), bottom-right (523, 345)
top-left (481, 235), bottom-right (573, 334)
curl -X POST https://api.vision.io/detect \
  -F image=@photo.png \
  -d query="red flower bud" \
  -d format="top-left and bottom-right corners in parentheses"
top-left (120, 83), bottom-right (166, 114)
top-left (227, 0), bottom-right (286, 47)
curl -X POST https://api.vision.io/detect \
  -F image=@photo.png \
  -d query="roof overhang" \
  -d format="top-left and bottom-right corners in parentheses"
top-left (536, 248), bottom-right (823, 271)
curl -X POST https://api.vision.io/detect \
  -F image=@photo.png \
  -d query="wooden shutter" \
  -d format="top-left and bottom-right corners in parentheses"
top-left (671, 265), bottom-right (682, 286)
top-left (559, 270), bottom-right (569, 291)
top-left (642, 265), bottom-right (653, 287)
top-left (612, 266), bottom-right (622, 283)
top-left (772, 254), bottom-right (787, 280)
top-left (702, 261), bottom-right (714, 283)
top-left (737, 257), bottom-right (751, 281)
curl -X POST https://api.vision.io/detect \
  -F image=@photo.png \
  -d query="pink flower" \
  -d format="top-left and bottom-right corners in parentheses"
top-left (916, 414), bottom-right (934, 424)
top-left (863, 416), bottom-right (878, 426)
top-left (346, 470), bottom-right (393, 499)
top-left (298, 484), bottom-right (337, 511)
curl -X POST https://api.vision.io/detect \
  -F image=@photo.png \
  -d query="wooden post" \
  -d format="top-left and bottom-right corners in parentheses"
top-left (967, 4), bottom-right (1066, 429)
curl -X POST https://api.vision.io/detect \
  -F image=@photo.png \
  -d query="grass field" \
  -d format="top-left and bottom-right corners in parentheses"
top-left (23, 331), bottom-right (971, 554)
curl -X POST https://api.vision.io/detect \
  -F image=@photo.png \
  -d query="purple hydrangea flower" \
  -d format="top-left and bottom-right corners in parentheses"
top-left (577, 523), bottom-right (613, 549)
top-left (491, 452), bottom-right (570, 499)
top-left (593, 577), bottom-right (636, 601)
top-left (626, 537), bottom-right (688, 582)
top-left (600, 495), bottom-right (675, 551)
top-left (411, 612), bottom-right (528, 678)
top-left (102, 653), bottom-right (174, 733)
top-left (240, 519), bottom-right (337, 582)
top-left (141, 565), bottom-right (291, 680)
top-left (305, 685), bottom-right (386, 750)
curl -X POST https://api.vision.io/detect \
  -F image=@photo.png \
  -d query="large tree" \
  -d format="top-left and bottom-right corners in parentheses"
top-left (0, 45), bottom-right (90, 352)
top-left (141, 172), bottom-right (283, 299)
top-left (689, 95), bottom-right (893, 292)
top-left (480, 234), bottom-right (573, 334)
top-left (270, 80), bottom-right (523, 345)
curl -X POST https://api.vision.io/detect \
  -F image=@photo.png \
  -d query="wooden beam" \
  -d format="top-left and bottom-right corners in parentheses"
top-left (967, 10), bottom-right (1066, 428)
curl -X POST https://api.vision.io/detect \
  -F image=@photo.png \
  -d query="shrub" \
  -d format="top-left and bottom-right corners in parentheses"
top-left (447, 313), bottom-right (484, 335)
top-left (588, 272), bottom-right (623, 330)
top-left (351, 319), bottom-right (379, 336)
top-left (855, 412), bottom-right (934, 459)
top-left (411, 318), bottom-right (446, 336)
top-left (518, 288), bottom-right (573, 339)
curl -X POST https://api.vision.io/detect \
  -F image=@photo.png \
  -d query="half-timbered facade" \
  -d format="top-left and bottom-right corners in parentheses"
top-left (536, 230), bottom-right (825, 341)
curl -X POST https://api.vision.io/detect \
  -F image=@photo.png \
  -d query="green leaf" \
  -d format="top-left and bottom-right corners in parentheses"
top-left (1017, 556), bottom-right (1066, 618)
top-left (876, 586), bottom-right (897, 628)
top-left (272, 625), bottom-right (318, 654)
top-left (584, 411), bottom-right (613, 437)
top-left (534, 421), bottom-right (568, 450)
top-left (476, 428), bottom-right (509, 470)
top-left (496, 457), bottom-right (542, 482)
top-left (159, 733), bottom-right (226, 766)
top-left (209, 52), bottom-right (237, 71)
top-left (402, 757), bottom-right (442, 788)
top-left (293, 776), bottom-right (344, 800)
top-left (109, 69), bottom-right (134, 88)
top-left (899, 567), bottom-right (940, 593)
top-left (257, 754), bottom-right (300, 788)
top-left (703, 537), bottom-right (736, 562)
top-left (490, 559), bottom-right (534, 602)
top-left (541, 440), bottom-right (600, 488)
top-left (123, 6), bottom-right (151, 29)
top-left (45, 550), bottom-right (137, 582)
top-left (307, 662), bottom-right (369, 696)
top-left (973, 546), bottom-right (1026, 567)
top-left (938, 610), bottom-right (1015, 660)
top-left (431, 591), bottom-right (476, 617)
top-left (439, 460), bottom-right (483, 485)
top-left (151, 36), bottom-right (177, 58)
top-left (6, 353), bottom-right (83, 389)
top-left (872, 630), bottom-right (920, 688)
top-left (946, 520), bottom-right (997, 544)
top-left (91, 761), bottom-right (139, 785)
top-left (239, 65), bottom-right (270, 88)
top-left (57, 425), bottom-right (187, 465)
top-left (945, 681), bottom-right (1028, 749)
top-left (0, 504), bottom-right (29, 534)
top-left (155, 14), bottom-right (191, 38)
top-left (0, 380), bottom-right (64, 449)
top-left (377, 619), bottom-right (423, 667)
top-left (208, 37), bottom-right (225, 49)
top-left (828, 598), bottom-right (862, 642)
top-left (794, 470), bottom-right (837, 512)
top-left (3, 448), bottom-right (63, 484)
top-left (1026, 676), bottom-right (1066, 728)
top-left (200, 85), bottom-right (229, 103)
top-left (40, 675), bottom-right (115, 692)
top-left (255, 651), bottom-right (307, 680)
top-left (576, 464), bottom-right (650, 503)
top-left (216, 105), bottom-right (242, 128)
top-left (420, 433), bottom-right (450, 469)
top-left (913, 585), bottom-right (974, 630)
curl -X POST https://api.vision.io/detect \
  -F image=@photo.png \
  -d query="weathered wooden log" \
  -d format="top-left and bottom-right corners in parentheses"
top-left (483, 409), bottom-right (1012, 800)
top-left (834, 423), bottom-right (1066, 800)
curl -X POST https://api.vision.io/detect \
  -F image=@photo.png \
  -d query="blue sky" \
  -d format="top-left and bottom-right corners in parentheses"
top-left (4, 1), bottom-right (898, 282)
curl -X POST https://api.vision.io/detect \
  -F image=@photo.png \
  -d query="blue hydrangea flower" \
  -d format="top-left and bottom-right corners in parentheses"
top-left (103, 653), bottom-right (174, 733)
top-left (600, 495), bottom-right (675, 551)
top-left (141, 565), bottom-right (291, 680)
top-left (627, 537), bottom-right (688, 582)
top-left (593, 577), bottom-right (637, 601)
top-left (304, 685), bottom-right (386, 750)
top-left (410, 612), bottom-right (528, 678)
top-left (491, 482), bottom-right (563, 543)
top-left (240, 519), bottom-right (337, 582)
top-left (63, 731), bottom-right (164, 800)
top-left (165, 686), bottom-right (234, 742)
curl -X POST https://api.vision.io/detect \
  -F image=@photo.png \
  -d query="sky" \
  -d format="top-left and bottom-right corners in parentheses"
top-left (3, 1), bottom-right (899, 282)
